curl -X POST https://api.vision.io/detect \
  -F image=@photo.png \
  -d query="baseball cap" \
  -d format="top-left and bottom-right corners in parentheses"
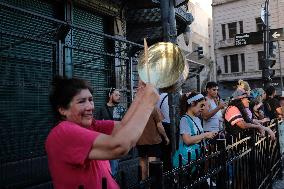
top-left (231, 89), bottom-right (252, 100)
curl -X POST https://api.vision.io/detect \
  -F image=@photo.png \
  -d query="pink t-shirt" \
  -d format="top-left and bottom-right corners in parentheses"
top-left (45, 119), bottom-right (119, 189)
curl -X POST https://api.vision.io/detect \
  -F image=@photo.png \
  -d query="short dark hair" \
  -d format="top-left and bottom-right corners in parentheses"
top-left (49, 76), bottom-right (93, 121)
top-left (265, 86), bottom-right (275, 96)
top-left (108, 87), bottom-right (116, 96)
top-left (206, 82), bottom-right (218, 90)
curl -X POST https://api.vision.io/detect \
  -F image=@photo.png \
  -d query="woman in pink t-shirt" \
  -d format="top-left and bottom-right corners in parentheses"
top-left (46, 76), bottom-right (159, 189)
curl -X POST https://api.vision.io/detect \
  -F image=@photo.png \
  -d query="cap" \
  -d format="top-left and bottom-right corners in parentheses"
top-left (231, 89), bottom-right (251, 100)
top-left (250, 88), bottom-right (265, 99)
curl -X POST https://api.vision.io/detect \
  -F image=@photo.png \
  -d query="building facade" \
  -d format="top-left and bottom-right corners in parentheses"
top-left (212, 0), bottom-right (284, 97)
top-left (178, 0), bottom-right (214, 92)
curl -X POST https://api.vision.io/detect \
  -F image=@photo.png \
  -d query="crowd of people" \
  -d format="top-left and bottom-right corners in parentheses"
top-left (45, 77), bottom-right (281, 189)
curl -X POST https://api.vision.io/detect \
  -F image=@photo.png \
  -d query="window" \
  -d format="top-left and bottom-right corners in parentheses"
top-left (224, 56), bottom-right (228, 73)
top-left (256, 17), bottom-right (263, 32)
top-left (258, 51), bottom-right (265, 70)
top-left (241, 53), bottom-right (245, 72)
top-left (239, 21), bottom-right (243, 33)
top-left (222, 24), bottom-right (226, 40)
top-left (192, 42), bottom-right (199, 51)
top-left (228, 22), bottom-right (237, 38)
top-left (230, 54), bottom-right (239, 72)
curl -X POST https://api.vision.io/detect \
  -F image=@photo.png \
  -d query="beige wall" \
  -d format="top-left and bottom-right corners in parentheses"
top-left (178, 0), bottom-right (215, 90)
top-left (178, 0), bottom-right (212, 58)
top-left (213, 0), bottom-right (284, 82)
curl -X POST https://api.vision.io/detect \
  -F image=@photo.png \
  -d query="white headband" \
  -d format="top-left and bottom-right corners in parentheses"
top-left (187, 94), bottom-right (204, 104)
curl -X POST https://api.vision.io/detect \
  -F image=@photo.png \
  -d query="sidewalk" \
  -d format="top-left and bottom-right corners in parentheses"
top-left (272, 179), bottom-right (284, 189)
top-left (272, 155), bottom-right (284, 189)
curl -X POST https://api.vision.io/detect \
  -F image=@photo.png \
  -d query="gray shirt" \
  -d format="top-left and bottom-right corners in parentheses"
top-left (203, 98), bottom-right (223, 132)
top-left (179, 115), bottom-right (206, 147)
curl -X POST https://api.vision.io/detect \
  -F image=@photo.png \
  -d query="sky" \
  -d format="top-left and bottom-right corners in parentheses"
top-left (191, 0), bottom-right (212, 17)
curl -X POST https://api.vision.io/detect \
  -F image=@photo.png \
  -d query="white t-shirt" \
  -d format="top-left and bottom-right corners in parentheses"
top-left (157, 93), bottom-right (170, 123)
top-left (203, 98), bottom-right (223, 132)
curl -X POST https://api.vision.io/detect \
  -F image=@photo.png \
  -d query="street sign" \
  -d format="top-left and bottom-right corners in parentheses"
top-left (270, 28), bottom-right (284, 41)
top-left (248, 31), bottom-right (263, 44)
top-left (235, 33), bottom-right (250, 46)
top-left (235, 28), bottom-right (283, 47)
top-left (261, 6), bottom-right (265, 24)
top-left (235, 32), bottom-right (263, 46)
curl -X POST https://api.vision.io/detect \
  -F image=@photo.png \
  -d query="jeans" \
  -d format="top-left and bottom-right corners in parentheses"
top-left (110, 159), bottom-right (119, 177)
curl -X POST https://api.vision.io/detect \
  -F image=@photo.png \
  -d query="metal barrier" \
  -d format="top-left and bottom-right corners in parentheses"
top-left (0, 1), bottom-right (142, 188)
top-left (105, 119), bottom-right (283, 189)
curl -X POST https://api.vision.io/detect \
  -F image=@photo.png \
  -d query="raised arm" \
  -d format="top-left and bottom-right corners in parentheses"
top-left (88, 84), bottom-right (159, 160)
top-left (201, 101), bottom-right (225, 120)
top-left (109, 85), bottom-right (149, 135)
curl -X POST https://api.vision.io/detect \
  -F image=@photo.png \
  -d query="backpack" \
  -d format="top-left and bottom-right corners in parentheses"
top-left (172, 115), bottom-right (203, 168)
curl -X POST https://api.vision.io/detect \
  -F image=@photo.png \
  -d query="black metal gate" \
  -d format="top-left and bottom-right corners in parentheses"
top-left (0, 1), bottom-right (143, 188)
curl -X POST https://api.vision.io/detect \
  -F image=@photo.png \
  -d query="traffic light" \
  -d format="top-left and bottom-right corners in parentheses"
top-left (262, 58), bottom-right (276, 81)
top-left (262, 68), bottom-right (275, 81)
top-left (263, 58), bottom-right (276, 68)
top-left (197, 46), bottom-right (204, 59)
top-left (269, 41), bottom-right (277, 58)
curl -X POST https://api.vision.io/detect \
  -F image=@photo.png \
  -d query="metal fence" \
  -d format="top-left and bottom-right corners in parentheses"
top-left (108, 119), bottom-right (283, 189)
top-left (0, 1), bottom-right (142, 188)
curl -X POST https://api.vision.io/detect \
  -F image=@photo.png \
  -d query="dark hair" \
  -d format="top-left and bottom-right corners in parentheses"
top-left (179, 92), bottom-right (205, 116)
top-left (265, 86), bottom-right (275, 96)
top-left (106, 87), bottom-right (117, 102)
top-left (49, 76), bottom-right (93, 121)
top-left (206, 82), bottom-right (218, 90)
top-left (228, 98), bottom-right (252, 123)
top-left (108, 87), bottom-right (116, 96)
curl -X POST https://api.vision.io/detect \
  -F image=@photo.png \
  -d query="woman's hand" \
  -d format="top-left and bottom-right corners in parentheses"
top-left (137, 82), bottom-right (159, 107)
top-left (257, 126), bottom-right (265, 137)
top-left (261, 117), bottom-right (270, 123)
top-left (165, 137), bottom-right (170, 145)
top-left (263, 126), bottom-right (276, 140)
top-left (204, 132), bottom-right (217, 139)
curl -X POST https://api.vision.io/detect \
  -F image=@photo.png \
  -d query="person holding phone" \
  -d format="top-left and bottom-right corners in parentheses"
top-left (201, 82), bottom-right (226, 132)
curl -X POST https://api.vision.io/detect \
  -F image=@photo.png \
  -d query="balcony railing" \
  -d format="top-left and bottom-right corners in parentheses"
top-left (212, 0), bottom-right (241, 6)
top-left (218, 70), bottom-right (262, 81)
top-left (215, 38), bottom-right (235, 49)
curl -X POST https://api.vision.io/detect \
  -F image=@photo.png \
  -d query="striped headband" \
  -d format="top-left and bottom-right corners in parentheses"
top-left (187, 94), bottom-right (204, 105)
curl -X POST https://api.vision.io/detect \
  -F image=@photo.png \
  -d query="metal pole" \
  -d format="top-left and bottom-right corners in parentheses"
top-left (197, 74), bottom-right (201, 92)
top-left (149, 161), bottom-right (164, 189)
top-left (264, 0), bottom-right (270, 60)
top-left (168, 0), bottom-right (177, 43)
top-left (263, 0), bottom-right (270, 88)
top-left (278, 40), bottom-right (283, 91)
top-left (160, 0), bottom-right (170, 42)
top-left (160, 0), bottom-right (179, 160)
